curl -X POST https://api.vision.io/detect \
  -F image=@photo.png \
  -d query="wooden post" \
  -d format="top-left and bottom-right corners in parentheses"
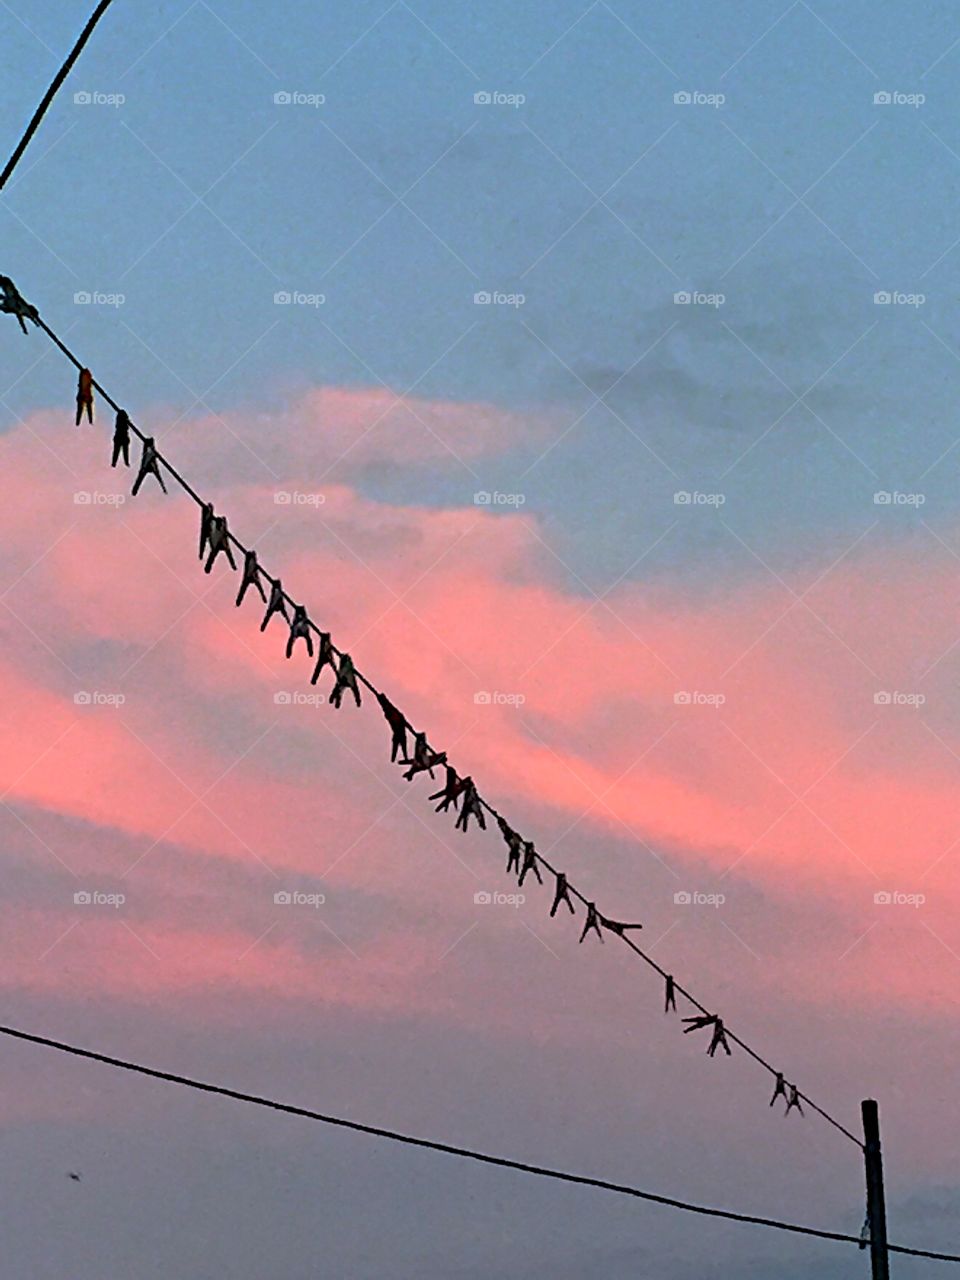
top-left (862, 1099), bottom-right (890, 1279)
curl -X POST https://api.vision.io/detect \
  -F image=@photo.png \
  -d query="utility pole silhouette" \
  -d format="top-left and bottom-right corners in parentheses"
top-left (862, 1099), bottom-right (890, 1278)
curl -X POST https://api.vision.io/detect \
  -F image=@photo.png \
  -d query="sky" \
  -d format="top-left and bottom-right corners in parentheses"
top-left (1, 0), bottom-right (959, 1275)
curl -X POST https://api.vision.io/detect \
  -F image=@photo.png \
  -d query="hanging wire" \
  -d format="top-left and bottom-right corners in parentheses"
top-left (5, 298), bottom-right (863, 1151)
top-left (0, 1022), bottom-right (955, 1262)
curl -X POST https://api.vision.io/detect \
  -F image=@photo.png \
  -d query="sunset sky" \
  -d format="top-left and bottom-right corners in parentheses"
top-left (1, 1), bottom-right (960, 1275)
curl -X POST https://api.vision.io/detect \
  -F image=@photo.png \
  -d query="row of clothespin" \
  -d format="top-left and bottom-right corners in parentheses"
top-left (77, 367), bottom-right (806, 1121)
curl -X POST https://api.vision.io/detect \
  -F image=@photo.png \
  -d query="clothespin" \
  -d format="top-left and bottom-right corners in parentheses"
top-left (429, 765), bottom-right (464, 814)
top-left (330, 653), bottom-right (361, 708)
top-left (310, 632), bottom-right (337, 687)
top-left (579, 901), bottom-right (603, 943)
top-left (286, 604), bottom-right (314, 658)
top-left (204, 515), bottom-right (236, 573)
top-left (236, 550), bottom-right (266, 606)
top-left (0, 276), bottom-right (38, 332)
top-left (131, 437), bottom-right (167, 495)
top-left (770, 1073), bottom-right (787, 1108)
top-left (111, 410), bottom-right (130, 468)
top-left (664, 974), bottom-right (677, 1013)
top-left (376, 693), bottom-right (409, 763)
top-left (786, 1084), bottom-right (803, 1116)
top-left (401, 732), bottom-right (446, 781)
top-left (260, 579), bottom-right (289, 632)
top-left (454, 778), bottom-right (485, 832)
top-left (199, 503), bottom-right (214, 562)
top-left (75, 368), bottom-right (94, 426)
top-left (859, 1216), bottom-right (871, 1251)
top-left (682, 1013), bottom-right (731, 1057)
top-left (600, 914), bottom-right (643, 938)
top-left (549, 871), bottom-right (575, 917)
top-left (498, 817), bottom-right (523, 877)
top-left (518, 841), bottom-right (542, 887)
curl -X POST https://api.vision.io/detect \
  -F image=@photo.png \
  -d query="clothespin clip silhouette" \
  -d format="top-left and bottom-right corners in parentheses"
top-left (682, 1013), bottom-right (731, 1057)
top-left (0, 275), bottom-right (38, 332)
top-left (111, 410), bottom-right (131, 467)
top-left (579, 901), bottom-right (604, 943)
top-left (769, 1073), bottom-right (803, 1114)
top-left (261, 579), bottom-right (289, 632)
top-left (75, 368), bottom-right (94, 425)
top-left (401, 731), bottom-right (446, 781)
top-left (600, 915), bottom-right (643, 938)
top-left (286, 605), bottom-right (314, 658)
top-left (859, 1216), bottom-right (871, 1251)
top-left (429, 765), bottom-right (464, 814)
top-left (204, 515), bottom-right (237, 574)
top-left (330, 653), bottom-right (361, 708)
top-left (310, 632), bottom-right (337, 687)
top-left (236, 550), bottom-right (266, 606)
top-left (199, 503), bottom-right (214, 562)
top-left (664, 974), bottom-right (677, 1013)
top-left (498, 817), bottom-right (523, 877)
top-left (454, 778), bottom-right (485, 832)
top-left (376, 693), bottom-right (409, 763)
top-left (518, 841), bottom-right (542, 887)
top-left (131, 437), bottom-right (167, 495)
top-left (550, 871), bottom-right (575, 917)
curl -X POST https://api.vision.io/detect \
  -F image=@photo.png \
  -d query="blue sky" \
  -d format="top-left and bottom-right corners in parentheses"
top-left (2, 2), bottom-right (960, 1277)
